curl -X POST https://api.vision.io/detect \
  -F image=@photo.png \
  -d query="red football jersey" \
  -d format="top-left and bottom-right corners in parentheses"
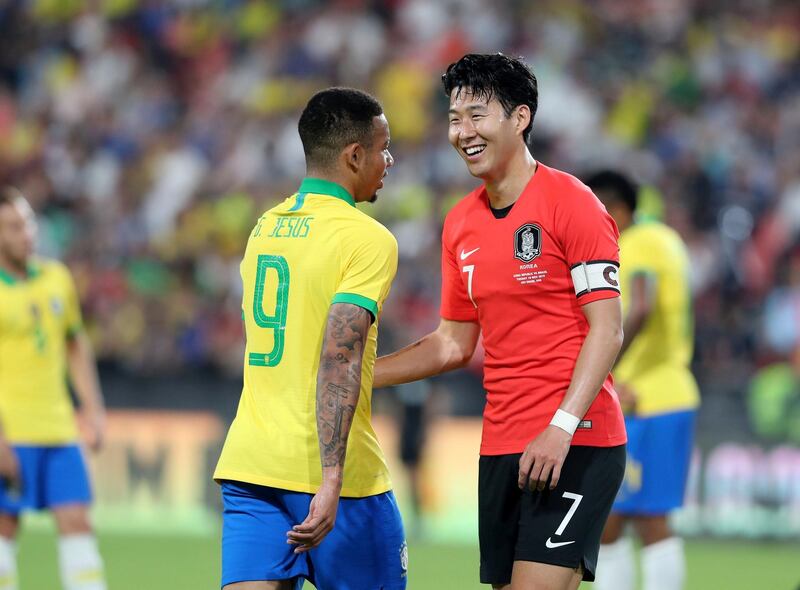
top-left (441, 163), bottom-right (627, 454)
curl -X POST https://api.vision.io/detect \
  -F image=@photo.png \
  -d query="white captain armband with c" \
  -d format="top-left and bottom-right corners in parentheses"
top-left (569, 260), bottom-right (620, 297)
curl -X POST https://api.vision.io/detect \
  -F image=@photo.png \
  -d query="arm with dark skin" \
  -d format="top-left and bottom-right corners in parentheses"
top-left (615, 273), bottom-right (655, 411)
top-left (287, 302), bottom-right (371, 553)
top-left (0, 427), bottom-right (18, 490)
top-left (619, 273), bottom-right (655, 358)
top-left (0, 325), bottom-right (15, 484)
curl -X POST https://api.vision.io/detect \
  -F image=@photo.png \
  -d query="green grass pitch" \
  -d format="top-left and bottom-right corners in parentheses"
top-left (16, 530), bottom-right (800, 589)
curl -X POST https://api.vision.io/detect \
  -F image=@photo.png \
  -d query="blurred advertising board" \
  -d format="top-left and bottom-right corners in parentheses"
top-left (24, 411), bottom-right (798, 540)
top-left (87, 410), bottom-right (223, 535)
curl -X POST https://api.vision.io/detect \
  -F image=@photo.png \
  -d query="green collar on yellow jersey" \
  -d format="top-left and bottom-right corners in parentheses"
top-left (296, 178), bottom-right (355, 208)
top-left (0, 262), bottom-right (40, 285)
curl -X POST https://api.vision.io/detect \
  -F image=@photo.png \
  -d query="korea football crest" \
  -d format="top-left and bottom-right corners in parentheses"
top-left (514, 223), bottom-right (542, 262)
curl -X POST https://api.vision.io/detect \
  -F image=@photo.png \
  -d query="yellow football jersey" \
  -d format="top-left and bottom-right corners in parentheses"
top-left (214, 178), bottom-right (399, 497)
top-left (614, 222), bottom-right (700, 416)
top-left (0, 258), bottom-right (82, 443)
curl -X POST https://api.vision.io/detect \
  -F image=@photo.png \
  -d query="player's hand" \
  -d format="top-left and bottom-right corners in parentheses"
top-left (286, 480), bottom-right (341, 553)
top-left (518, 426), bottom-right (572, 492)
top-left (615, 382), bottom-right (638, 414)
top-left (79, 407), bottom-right (106, 452)
top-left (0, 438), bottom-right (20, 488)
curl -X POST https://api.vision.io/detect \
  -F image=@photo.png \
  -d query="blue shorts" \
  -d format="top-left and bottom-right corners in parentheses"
top-left (221, 481), bottom-right (407, 590)
top-left (0, 445), bottom-right (92, 514)
top-left (613, 410), bottom-right (696, 515)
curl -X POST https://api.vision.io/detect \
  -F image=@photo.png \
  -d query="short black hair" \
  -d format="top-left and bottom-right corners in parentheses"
top-left (442, 53), bottom-right (538, 145)
top-left (584, 170), bottom-right (639, 213)
top-left (298, 88), bottom-right (384, 170)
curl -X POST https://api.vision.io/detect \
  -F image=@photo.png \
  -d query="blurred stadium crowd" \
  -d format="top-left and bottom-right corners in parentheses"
top-left (1, 0), bottom-right (799, 439)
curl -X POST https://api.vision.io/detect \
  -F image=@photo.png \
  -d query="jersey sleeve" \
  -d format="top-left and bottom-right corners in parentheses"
top-left (439, 213), bottom-right (479, 322)
top-left (333, 224), bottom-right (398, 322)
top-left (621, 231), bottom-right (658, 278)
top-left (557, 186), bottom-right (621, 305)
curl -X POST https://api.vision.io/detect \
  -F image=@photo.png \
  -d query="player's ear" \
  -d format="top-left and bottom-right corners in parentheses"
top-left (514, 105), bottom-right (531, 137)
top-left (343, 142), bottom-right (363, 174)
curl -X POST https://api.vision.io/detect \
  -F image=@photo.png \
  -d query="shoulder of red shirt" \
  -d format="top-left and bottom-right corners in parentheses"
top-left (538, 164), bottom-right (601, 208)
top-left (442, 163), bottom-right (607, 237)
top-left (446, 184), bottom-right (485, 220)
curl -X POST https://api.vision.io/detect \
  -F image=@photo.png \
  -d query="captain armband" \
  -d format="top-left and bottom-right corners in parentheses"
top-left (570, 260), bottom-right (620, 297)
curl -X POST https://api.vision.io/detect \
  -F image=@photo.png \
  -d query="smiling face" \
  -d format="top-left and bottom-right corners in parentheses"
top-left (353, 114), bottom-right (394, 203)
top-left (447, 88), bottom-right (529, 181)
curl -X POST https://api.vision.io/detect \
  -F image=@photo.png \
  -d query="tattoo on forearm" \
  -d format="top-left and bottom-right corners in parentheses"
top-left (317, 303), bottom-right (370, 471)
top-left (319, 383), bottom-right (356, 467)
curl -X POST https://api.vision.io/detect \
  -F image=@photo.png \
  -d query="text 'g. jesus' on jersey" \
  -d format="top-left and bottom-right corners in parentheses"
top-left (441, 163), bottom-right (627, 455)
top-left (214, 178), bottom-right (398, 497)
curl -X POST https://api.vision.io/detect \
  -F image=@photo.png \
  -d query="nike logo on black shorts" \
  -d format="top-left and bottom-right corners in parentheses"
top-left (545, 537), bottom-right (575, 549)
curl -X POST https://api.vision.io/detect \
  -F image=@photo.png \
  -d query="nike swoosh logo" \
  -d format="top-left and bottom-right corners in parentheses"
top-left (460, 247), bottom-right (480, 260)
top-left (545, 538), bottom-right (575, 549)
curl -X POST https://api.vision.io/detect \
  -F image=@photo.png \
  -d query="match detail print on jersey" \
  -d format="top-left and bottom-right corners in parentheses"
top-left (569, 260), bottom-right (620, 298)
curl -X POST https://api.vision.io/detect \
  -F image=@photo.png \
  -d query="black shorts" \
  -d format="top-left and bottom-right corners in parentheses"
top-left (478, 445), bottom-right (626, 584)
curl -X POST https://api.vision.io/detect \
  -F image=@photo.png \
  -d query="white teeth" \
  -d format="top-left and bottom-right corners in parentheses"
top-left (465, 145), bottom-right (486, 156)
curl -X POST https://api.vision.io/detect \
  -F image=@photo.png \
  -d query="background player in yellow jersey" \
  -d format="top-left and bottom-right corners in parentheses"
top-left (214, 88), bottom-right (405, 590)
top-left (585, 171), bottom-right (700, 590)
top-left (0, 188), bottom-right (106, 590)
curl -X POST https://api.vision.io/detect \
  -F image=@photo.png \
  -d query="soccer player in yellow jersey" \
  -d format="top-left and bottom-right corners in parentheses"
top-left (214, 88), bottom-right (405, 590)
top-left (0, 188), bottom-right (107, 590)
top-left (585, 171), bottom-right (700, 590)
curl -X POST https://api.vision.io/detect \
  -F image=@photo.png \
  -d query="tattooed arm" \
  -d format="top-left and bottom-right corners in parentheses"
top-left (317, 303), bottom-right (370, 483)
top-left (287, 302), bottom-right (371, 553)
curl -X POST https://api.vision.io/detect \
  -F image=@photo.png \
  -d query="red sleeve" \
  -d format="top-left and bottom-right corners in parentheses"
top-left (556, 184), bottom-right (621, 305)
top-left (440, 214), bottom-right (479, 321)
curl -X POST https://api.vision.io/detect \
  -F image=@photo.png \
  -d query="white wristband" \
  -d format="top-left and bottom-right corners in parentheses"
top-left (549, 409), bottom-right (580, 436)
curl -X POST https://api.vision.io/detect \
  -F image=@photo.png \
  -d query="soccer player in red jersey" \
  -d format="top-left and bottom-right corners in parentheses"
top-left (374, 53), bottom-right (627, 589)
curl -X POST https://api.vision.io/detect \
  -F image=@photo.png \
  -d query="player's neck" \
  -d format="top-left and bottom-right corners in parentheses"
top-left (617, 211), bottom-right (634, 232)
top-left (484, 150), bottom-right (537, 210)
top-left (304, 169), bottom-right (355, 201)
top-left (0, 254), bottom-right (28, 280)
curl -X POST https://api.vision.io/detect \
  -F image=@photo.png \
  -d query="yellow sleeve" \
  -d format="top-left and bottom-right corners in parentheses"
top-left (623, 231), bottom-right (652, 273)
top-left (332, 224), bottom-right (398, 321)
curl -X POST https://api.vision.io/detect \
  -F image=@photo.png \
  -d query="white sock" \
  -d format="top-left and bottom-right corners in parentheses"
top-left (0, 537), bottom-right (17, 590)
top-left (594, 537), bottom-right (635, 590)
top-left (58, 534), bottom-right (106, 590)
top-left (642, 537), bottom-right (685, 590)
